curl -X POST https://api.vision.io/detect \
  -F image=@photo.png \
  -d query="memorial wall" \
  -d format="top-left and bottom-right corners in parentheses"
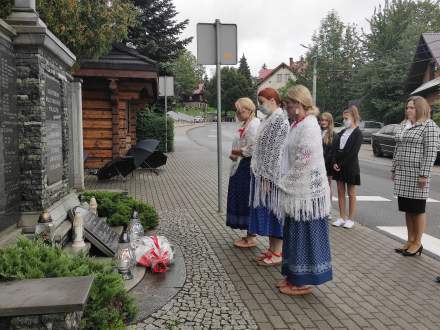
top-left (0, 21), bottom-right (19, 230)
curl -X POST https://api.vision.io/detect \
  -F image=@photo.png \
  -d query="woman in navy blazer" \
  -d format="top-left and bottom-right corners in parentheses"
top-left (331, 106), bottom-right (363, 229)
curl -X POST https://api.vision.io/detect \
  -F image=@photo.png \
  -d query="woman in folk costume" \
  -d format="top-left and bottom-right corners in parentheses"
top-left (227, 98), bottom-right (261, 248)
top-left (249, 88), bottom-right (289, 266)
top-left (276, 85), bottom-right (332, 296)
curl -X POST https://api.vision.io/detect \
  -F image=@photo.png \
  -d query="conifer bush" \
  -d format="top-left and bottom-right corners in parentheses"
top-left (0, 238), bottom-right (137, 329)
top-left (82, 191), bottom-right (159, 230)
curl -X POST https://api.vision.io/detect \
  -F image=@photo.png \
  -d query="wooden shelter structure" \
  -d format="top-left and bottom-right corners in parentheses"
top-left (75, 44), bottom-right (158, 169)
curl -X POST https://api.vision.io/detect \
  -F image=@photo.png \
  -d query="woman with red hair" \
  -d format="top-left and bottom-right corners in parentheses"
top-left (249, 88), bottom-right (289, 266)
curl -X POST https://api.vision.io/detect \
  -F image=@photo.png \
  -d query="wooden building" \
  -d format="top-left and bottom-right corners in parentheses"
top-left (407, 33), bottom-right (440, 106)
top-left (75, 44), bottom-right (158, 169)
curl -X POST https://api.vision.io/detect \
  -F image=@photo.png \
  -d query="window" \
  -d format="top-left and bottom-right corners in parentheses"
top-left (285, 74), bottom-right (291, 82)
top-left (365, 122), bottom-right (383, 129)
top-left (277, 74), bottom-right (282, 83)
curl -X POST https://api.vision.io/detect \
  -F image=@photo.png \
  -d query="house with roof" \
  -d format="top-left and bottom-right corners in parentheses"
top-left (407, 33), bottom-right (440, 107)
top-left (74, 43), bottom-right (158, 169)
top-left (257, 61), bottom-right (297, 94)
top-left (182, 83), bottom-right (208, 110)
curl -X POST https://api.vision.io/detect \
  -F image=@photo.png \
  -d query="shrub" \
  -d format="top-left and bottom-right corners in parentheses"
top-left (137, 112), bottom-right (174, 153)
top-left (82, 191), bottom-right (159, 230)
top-left (0, 238), bottom-right (137, 329)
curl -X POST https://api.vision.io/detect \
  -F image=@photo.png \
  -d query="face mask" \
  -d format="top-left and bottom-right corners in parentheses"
top-left (258, 105), bottom-right (272, 116)
top-left (343, 119), bottom-right (352, 128)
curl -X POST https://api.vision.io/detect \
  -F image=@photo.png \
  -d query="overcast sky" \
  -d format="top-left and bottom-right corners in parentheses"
top-left (173, 0), bottom-right (387, 76)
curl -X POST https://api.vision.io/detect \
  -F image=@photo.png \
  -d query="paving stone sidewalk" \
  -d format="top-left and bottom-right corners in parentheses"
top-left (86, 125), bottom-right (440, 329)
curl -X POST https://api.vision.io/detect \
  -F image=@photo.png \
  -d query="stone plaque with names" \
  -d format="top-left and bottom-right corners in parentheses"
top-left (71, 207), bottom-right (119, 257)
top-left (45, 76), bottom-right (63, 185)
top-left (0, 38), bottom-right (19, 224)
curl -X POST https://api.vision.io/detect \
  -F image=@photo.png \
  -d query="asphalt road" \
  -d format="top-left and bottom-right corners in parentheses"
top-left (187, 123), bottom-right (440, 241)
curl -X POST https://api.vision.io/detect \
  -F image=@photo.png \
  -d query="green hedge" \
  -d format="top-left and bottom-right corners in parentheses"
top-left (137, 112), bottom-right (174, 153)
top-left (0, 238), bottom-right (137, 329)
top-left (82, 191), bottom-right (159, 230)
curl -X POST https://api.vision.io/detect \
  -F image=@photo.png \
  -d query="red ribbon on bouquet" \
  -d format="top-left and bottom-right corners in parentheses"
top-left (149, 235), bottom-right (170, 273)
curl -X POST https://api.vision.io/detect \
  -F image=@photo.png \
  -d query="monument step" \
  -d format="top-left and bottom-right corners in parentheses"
top-left (63, 242), bottom-right (91, 256)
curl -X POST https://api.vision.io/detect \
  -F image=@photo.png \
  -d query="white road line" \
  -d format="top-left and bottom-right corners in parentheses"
top-left (332, 196), bottom-right (391, 202)
top-left (377, 226), bottom-right (440, 257)
top-left (207, 135), bottom-right (217, 138)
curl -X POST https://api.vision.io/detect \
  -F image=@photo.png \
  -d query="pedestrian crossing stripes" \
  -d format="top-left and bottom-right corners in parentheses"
top-left (377, 226), bottom-right (440, 257)
top-left (332, 196), bottom-right (440, 202)
top-left (332, 196), bottom-right (391, 202)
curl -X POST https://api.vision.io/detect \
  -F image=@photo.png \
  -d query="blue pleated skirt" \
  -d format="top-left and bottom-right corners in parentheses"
top-left (282, 216), bottom-right (332, 286)
top-left (226, 158), bottom-right (252, 230)
top-left (248, 175), bottom-right (283, 239)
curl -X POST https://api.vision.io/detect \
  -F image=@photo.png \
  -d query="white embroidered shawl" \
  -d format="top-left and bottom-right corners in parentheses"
top-left (277, 115), bottom-right (330, 221)
top-left (230, 117), bottom-right (260, 177)
top-left (250, 108), bottom-right (289, 211)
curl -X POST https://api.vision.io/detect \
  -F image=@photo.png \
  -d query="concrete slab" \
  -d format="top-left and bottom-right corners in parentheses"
top-left (0, 276), bottom-right (94, 317)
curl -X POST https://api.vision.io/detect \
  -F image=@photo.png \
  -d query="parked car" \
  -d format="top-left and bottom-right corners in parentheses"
top-left (194, 116), bottom-right (204, 123)
top-left (372, 124), bottom-right (440, 163)
top-left (371, 124), bottom-right (399, 157)
top-left (359, 121), bottom-right (384, 143)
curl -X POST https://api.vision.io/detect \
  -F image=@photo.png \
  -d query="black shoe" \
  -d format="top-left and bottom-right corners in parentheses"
top-left (394, 248), bottom-right (407, 254)
top-left (402, 245), bottom-right (423, 256)
top-left (435, 276), bottom-right (440, 283)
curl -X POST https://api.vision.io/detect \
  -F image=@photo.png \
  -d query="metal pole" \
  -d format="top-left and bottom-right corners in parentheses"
top-left (164, 77), bottom-right (168, 153)
top-left (215, 19), bottom-right (223, 213)
top-left (312, 56), bottom-right (317, 104)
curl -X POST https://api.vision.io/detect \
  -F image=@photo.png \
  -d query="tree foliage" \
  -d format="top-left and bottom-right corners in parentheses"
top-left (205, 67), bottom-right (254, 116)
top-left (0, 0), bottom-right (137, 60)
top-left (238, 54), bottom-right (252, 84)
top-left (300, 10), bottom-right (364, 119)
top-left (171, 50), bottom-right (205, 100)
top-left (127, 0), bottom-right (192, 74)
top-left (351, 0), bottom-right (440, 123)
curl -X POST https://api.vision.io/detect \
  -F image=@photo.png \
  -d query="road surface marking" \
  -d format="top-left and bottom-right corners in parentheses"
top-left (332, 196), bottom-right (391, 202)
top-left (208, 135), bottom-right (217, 138)
top-left (377, 226), bottom-right (440, 257)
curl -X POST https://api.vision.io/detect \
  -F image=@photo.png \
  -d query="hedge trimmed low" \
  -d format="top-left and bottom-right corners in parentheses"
top-left (137, 112), bottom-right (174, 153)
top-left (0, 238), bottom-right (137, 329)
top-left (82, 191), bottom-right (159, 230)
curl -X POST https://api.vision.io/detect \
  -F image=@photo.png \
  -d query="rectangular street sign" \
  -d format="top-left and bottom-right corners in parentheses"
top-left (197, 23), bottom-right (237, 65)
top-left (159, 76), bottom-right (174, 97)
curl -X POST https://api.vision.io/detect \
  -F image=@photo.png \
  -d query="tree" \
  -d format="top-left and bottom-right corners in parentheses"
top-left (127, 0), bottom-right (192, 73)
top-left (351, 0), bottom-right (440, 123)
top-left (301, 10), bottom-right (363, 117)
top-left (0, 0), bottom-right (137, 60)
top-left (205, 67), bottom-right (251, 116)
top-left (171, 50), bottom-right (205, 101)
top-left (238, 54), bottom-right (252, 83)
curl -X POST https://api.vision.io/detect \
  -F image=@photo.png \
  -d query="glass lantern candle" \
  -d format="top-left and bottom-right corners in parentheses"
top-left (115, 227), bottom-right (134, 280)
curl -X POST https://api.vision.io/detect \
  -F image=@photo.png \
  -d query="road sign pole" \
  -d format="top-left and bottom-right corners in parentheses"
top-left (215, 19), bottom-right (223, 213)
top-left (164, 77), bottom-right (168, 153)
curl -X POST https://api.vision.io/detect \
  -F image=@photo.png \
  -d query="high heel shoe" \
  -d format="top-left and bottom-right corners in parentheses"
top-left (402, 245), bottom-right (423, 256)
top-left (394, 247), bottom-right (407, 253)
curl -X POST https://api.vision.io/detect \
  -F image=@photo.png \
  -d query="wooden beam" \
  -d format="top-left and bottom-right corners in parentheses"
top-left (76, 68), bottom-right (158, 80)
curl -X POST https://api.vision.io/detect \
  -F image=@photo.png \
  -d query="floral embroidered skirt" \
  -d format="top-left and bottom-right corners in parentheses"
top-left (282, 216), bottom-right (332, 286)
top-left (226, 158), bottom-right (252, 230)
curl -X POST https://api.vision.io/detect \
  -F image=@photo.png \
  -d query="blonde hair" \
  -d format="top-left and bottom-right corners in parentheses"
top-left (287, 84), bottom-right (320, 116)
top-left (343, 105), bottom-right (361, 125)
top-left (320, 112), bottom-right (334, 145)
top-left (235, 97), bottom-right (256, 119)
top-left (406, 96), bottom-right (431, 122)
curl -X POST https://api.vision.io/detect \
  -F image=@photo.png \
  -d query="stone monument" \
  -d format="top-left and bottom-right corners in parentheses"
top-left (0, 1), bottom-right (83, 235)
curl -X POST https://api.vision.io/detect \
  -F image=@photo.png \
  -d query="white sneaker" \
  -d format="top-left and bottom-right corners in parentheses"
top-left (343, 219), bottom-right (355, 229)
top-left (332, 218), bottom-right (345, 227)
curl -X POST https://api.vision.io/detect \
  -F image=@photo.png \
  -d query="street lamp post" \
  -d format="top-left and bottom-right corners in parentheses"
top-left (300, 44), bottom-right (317, 104)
